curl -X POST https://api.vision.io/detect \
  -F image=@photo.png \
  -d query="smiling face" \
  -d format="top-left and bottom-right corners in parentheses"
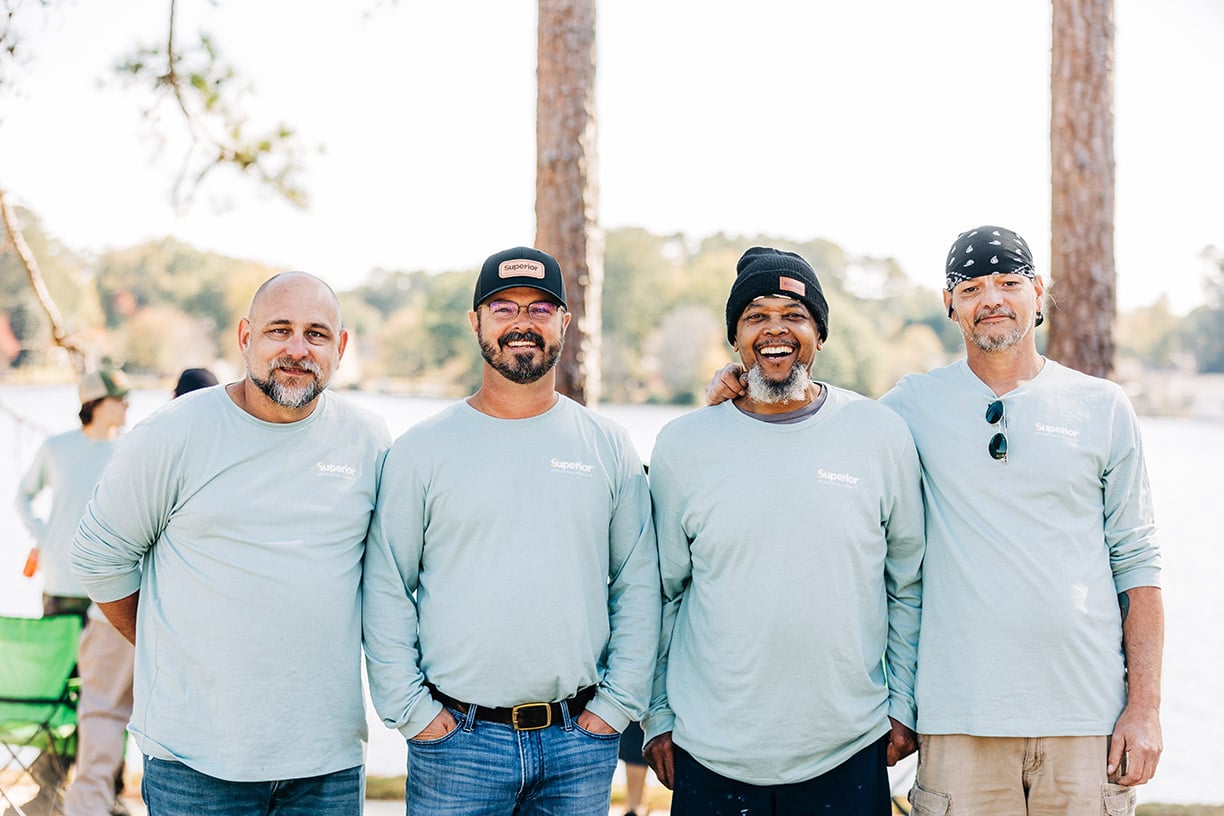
top-left (469, 286), bottom-right (570, 385)
top-left (734, 296), bottom-right (821, 405)
top-left (239, 273), bottom-right (347, 417)
top-left (944, 273), bottom-right (1045, 353)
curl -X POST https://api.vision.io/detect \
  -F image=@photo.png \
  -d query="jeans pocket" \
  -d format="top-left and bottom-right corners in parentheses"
top-left (573, 723), bottom-right (621, 741)
top-left (1102, 782), bottom-right (1136, 816)
top-left (408, 712), bottom-right (465, 747)
top-left (908, 782), bottom-right (952, 816)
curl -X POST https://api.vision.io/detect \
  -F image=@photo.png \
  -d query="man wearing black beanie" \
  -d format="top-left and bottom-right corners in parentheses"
top-left (643, 246), bottom-right (924, 815)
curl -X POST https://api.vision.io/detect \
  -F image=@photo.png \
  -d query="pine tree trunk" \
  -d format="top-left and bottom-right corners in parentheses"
top-left (536, 0), bottom-right (602, 406)
top-left (1049, 0), bottom-right (1116, 378)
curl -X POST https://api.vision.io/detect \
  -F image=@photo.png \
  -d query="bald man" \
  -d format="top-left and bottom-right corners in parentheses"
top-left (72, 272), bottom-right (391, 815)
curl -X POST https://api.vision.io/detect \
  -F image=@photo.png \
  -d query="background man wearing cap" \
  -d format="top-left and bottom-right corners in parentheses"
top-left (709, 227), bottom-right (1163, 813)
top-left (13, 368), bottom-right (132, 816)
top-left (362, 246), bottom-right (660, 815)
top-left (643, 247), bottom-right (924, 814)
top-left (171, 367), bottom-right (219, 398)
top-left (881, 226), bottom-right (1163, 814)
top-left (71, 272), bottom-right (390, 815)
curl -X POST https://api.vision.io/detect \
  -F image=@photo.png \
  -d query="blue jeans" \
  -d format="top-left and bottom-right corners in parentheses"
top-left (671, 735), bottom-right (891, 816)
top-left (141, 757), bottom-right (363, 816)
top-left (406, 703), bottom-right (620, 815)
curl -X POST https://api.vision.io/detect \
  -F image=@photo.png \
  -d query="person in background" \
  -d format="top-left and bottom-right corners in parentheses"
top-left (12, 368), bottom-right (131, 816)
top-left (362, 246), bottom-right (660, 816)
top-left (172, 368), bottom-right (219, 398)
top-left (618, 722), bottom-right (650, 816)
top-left (71, 272), bottom-right (390, 816)
top-left (707, 227), bottom-right (1163, 814)
top-left (645, 247), bottom-right (924, 815)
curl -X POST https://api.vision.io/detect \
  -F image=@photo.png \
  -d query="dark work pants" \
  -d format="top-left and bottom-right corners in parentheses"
top-left (670, 735), bottom-right (892, 816)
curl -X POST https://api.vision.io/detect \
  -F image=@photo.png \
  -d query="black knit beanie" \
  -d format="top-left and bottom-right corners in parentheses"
top-left (726, 247), bottom-right (829, 344)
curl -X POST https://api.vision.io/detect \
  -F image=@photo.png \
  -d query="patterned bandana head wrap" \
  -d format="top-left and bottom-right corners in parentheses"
top-left (945, 225), bottom-right (1035, 291)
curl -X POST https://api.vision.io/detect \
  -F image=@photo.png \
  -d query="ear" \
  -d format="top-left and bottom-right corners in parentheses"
top-left (942, 289), bottom-right (954, 320)
top-left (237, 317), bottom-right (252, 353)
top-left (336, 327), bottom-right (349, 362)
top-left (467, 310), bottom-right (479, 334)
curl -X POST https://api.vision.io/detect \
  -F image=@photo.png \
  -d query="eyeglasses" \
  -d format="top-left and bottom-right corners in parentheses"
top-left (985, 399), bottom-right (1007, 462)
top-left (484, 300), bottom-right (562, 321)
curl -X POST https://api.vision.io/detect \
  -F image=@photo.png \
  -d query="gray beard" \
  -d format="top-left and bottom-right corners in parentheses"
top-left (247, 358), bottom-right (326, 409)
top-left (746, 361), bottom-right (810, 404)
top-left (968, 311), bottom-right (1032, 352)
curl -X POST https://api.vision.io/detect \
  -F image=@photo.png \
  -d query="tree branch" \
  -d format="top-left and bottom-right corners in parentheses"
top-left (0, 187), bottom-right (90, 372)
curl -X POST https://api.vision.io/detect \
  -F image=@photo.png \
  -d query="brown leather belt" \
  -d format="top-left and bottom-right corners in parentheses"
top-left (428, 684), bottom-right (598, 731)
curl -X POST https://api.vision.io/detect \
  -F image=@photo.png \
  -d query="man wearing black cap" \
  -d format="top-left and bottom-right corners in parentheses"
top-left (362, 247), bottom-right (660, 815)
top-left (643, 247), bottom-right (925, 814)
top-left (881, 226), bottom-right (1162, 814)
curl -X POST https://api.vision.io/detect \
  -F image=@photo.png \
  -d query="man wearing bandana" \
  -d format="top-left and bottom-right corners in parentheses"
top-left (646, 247), bottom-right (925, 815)
top-left (881, 226), bottom-right (1162, 815)
top-left (710, 227), bottom-right (1163, 814)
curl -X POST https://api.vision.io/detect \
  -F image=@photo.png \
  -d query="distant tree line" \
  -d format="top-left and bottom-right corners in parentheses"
top-left (2, 206), bottom-right (1222, 403)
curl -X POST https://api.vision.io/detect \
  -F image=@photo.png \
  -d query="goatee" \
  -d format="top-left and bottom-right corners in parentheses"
top-left (746, 362), bottom-right (810, 404)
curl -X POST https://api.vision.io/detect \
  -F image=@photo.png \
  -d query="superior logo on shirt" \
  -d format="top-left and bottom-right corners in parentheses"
top-left (316, 461), bottom-right (357, 479)
top-left (1034, 422), bottom-right (1081, 440)
top-left (550, 457), bottom-right (594, 475)
top-left (816, 467), bottom-right (860, 487)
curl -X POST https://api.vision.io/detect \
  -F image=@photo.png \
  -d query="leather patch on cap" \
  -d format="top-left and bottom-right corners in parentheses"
top-left (499, 259), bottom-right (545, 279)
top-left (778, 276), bottom-right (806, 297)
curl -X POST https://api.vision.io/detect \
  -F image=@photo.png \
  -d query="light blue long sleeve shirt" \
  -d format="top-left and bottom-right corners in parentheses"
top-left (362, 396), bottom-right (660, 739)
top-left (643, 388), bottom-right (925, 786)
top-left (881, 358), bottom-right (1160, 736)
top-left (71, 387), bottom-right (390, 781)
top-left (17, 429), bottom-right (118, 598)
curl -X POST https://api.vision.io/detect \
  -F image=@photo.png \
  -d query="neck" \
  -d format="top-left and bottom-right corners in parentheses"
top-left (964, 342), bottom-right (1045, 396)
top-left (468, 368), bottom-right (560, 419)
top-left (735, 381), bottom-right (821, 415)
top-left (227, 379), bottom-right (320, 423)
top-left (81, 422), bottom-right (118, 441)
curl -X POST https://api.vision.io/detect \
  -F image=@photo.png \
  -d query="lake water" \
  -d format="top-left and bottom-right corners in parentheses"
top-left (0, 384), bottom-right (1218, 805)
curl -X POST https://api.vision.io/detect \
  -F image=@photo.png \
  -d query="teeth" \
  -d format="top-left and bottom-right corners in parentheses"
top-left (760, 345), bottom-right (793, 355)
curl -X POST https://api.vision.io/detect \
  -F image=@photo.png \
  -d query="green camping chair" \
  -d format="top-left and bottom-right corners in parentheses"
top-left (0, 614), bottom-right (82, 816)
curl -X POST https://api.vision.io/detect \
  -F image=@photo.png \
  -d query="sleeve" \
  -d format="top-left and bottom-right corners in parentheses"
top-left (640, 443), bottom-right (692, 744)
top-left (360, 441), bottom-right (443, 740)
top-left (881, 416), bottom-right (925, 731)
top-left (1102, 392), bottom-right (1160, 593)
top-left (70, 421), bottom-right (179, 602)
top-left (583, 433), bottom-right (661, 733)
top-left (16, 440), bottom-right (51, 543)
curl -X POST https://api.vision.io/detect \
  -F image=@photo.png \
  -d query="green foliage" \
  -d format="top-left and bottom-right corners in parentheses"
top-left (16, 221), bottom-right (1220, 404)
top-left (113, 26), bottom-right (307, 208)
top-left (1179, 247), bottom-right (1224, 373)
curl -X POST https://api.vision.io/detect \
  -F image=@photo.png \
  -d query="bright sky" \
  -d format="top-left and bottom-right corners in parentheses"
top-left (1, 0), bottom-right (1221, 314)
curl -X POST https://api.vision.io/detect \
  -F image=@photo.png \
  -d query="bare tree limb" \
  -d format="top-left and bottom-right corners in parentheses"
top-left (0, 187), bottom-right (90, 372)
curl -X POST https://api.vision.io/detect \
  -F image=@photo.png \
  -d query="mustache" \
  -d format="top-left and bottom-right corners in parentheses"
top-left (499, 330), bottom-right (545, 350)
top-left (975, 308), bottom-right (1017, 324)
top-left (270, 357), bottom-right (322, 376)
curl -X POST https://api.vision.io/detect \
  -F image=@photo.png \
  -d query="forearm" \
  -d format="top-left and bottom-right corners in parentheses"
top-left (98, 592), bottom-right (139, 644)
top-left (1120, 586), bottom-right (1163, 708)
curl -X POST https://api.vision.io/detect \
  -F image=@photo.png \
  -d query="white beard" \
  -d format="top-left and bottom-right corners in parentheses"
top-left (746, 362), bottom-right (810, 403)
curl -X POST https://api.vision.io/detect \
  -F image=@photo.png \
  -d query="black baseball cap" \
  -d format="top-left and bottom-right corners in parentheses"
top-left (473, 247), bottom-right (567, 310)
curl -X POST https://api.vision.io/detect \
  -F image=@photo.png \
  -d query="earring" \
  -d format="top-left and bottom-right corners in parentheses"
top-left (1035, 310), bottom-right (1044, 327)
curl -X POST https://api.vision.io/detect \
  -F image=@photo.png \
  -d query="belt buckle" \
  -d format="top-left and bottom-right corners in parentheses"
top-left (510, 701), bottom-right (552, 731)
